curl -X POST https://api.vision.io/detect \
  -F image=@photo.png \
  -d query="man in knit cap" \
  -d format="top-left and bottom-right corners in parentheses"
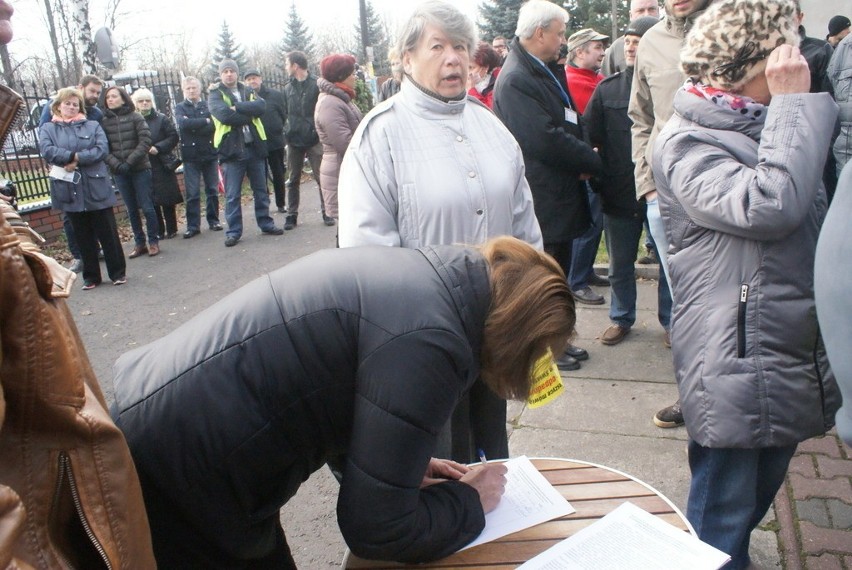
top-left (653, 0), bottom-right (839, 565)
top-left (629, 0), bottom-right (713, 430)
top-left (208, 58), bottom-right (283, 247)
top-left (583, 16), bottom-right (668, 348)
top-left (827, 14), bottom-right (851, 47)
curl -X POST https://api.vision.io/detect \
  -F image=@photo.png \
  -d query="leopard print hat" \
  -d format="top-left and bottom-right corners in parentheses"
top-left (680, 0), bottom-right (800, 92)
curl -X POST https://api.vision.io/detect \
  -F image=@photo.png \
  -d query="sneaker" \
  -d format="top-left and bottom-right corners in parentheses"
top-left (323, 214), bottom-right (336, 227)
top-left (262, 227), bottom-right (284, 236)
top-left (601, 324), bottom-right (630, 345)
top-left (572, 286), bottom-right (605, 305)
top-left (587, 273), bottom-right (610, 287)
top-left (209, 222), bottom-right (223, 232)
top-left (113, 276), bottom-right (127, 286)
top-left (224, 236), bottom-right (240, 247)
top-left (81, 281), bottom-right (99, 291)
top-left (284, 214), bottom-right (297, 230)
top-left (277, 206), bottom-right (287, 213)
top-left (183, 229), bottom-right (200, 239)
top-left (68, 258), bottom-right (83, 273)
top-left (653, 402), bottom-right (684, 428)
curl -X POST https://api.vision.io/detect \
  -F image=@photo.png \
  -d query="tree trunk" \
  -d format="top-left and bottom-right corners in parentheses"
top-left (71, 0), bottom-right (97, 74)
top-left (0, 43), bottom-right (14, 86)
top-left (42, 0), bottom-right (66, 84)
top-left (359, 0), bottom-right (368, 62)
top-left (611, 0), bottom-right (618, 39)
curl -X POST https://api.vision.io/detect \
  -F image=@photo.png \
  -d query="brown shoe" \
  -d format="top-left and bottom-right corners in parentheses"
top-left (600, 324), bottom-right (630, 345)
top-left (148, 244), bottom-right (160, 257)
top-left (128, 245), bottom-right (148, 259)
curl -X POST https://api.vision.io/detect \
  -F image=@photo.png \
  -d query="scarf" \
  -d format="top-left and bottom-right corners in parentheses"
top-left (335, 82), bottom-right (356, 99)
top-left (52, 112), bottom-right (86, 123)
top-left (684, 78), bottom-right (766, 121)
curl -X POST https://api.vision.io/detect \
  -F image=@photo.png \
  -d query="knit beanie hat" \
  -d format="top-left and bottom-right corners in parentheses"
top-left (624, 16), bottom-right (659, 39)
top-left (828, 15), bottom-right (852, 37)
top-left (681, 0), bottom-right (799, 93)
top-left (320, 54), bottom-right (356, 83)
top-left (218, 59), bottom-right (239, 74)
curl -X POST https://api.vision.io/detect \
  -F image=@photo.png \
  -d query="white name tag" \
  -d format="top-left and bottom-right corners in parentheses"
top-left (564, 108), bottom-right (578, 124)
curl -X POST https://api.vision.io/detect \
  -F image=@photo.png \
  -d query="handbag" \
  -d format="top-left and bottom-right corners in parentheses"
top-left (160, 152), bottom-right (181, 171)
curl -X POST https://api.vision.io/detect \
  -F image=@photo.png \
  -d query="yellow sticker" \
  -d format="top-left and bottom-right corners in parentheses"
top-left (527, 347), bottom-right (564, 408)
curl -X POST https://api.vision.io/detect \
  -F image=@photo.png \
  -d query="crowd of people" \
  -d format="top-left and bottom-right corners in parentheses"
top-left (2, 0), bottom-right (850, 567)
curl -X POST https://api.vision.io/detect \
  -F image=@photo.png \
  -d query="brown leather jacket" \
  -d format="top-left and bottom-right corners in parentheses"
top-left (0, 202), bottom-right (156, 569)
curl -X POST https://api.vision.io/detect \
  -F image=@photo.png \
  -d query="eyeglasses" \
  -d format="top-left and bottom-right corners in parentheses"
top-left (711, 41), bottom-right (769, 83)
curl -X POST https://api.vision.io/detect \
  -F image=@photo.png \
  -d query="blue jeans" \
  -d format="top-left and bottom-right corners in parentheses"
top-left (569, 186), bottom-right (603, 291)
top-left (183, 159), bottom-right (220, 231)
top-left (687, 442), bottom-right (796, 569)
top-left (115, 169), bottom-right (158, 247)
top-left (222, 144), bottom-right (275, 239)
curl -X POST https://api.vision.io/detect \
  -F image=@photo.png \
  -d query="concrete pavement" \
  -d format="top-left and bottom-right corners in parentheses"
top-left (64, 183), bottom-right (849, 568)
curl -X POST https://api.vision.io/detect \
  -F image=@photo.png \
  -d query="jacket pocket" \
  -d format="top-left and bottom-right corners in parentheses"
top-left (50, 181), bottom-right (76, 205)
top-left (737, 284), bottom-right (749, 358)
top-left (49, 451), bottom-right (112, 570)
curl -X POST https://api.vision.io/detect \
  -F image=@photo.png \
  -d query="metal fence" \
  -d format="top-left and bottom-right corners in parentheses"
top-left (0, 67), bottom-right (292, 209)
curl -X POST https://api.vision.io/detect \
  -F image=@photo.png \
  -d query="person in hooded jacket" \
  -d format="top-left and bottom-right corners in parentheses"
top-left (110, 235), bottom-right (576, 569)
top-left (100, 85), bottom-right (160, 257)
top-left (132, 88), bottom-right (184, 239)
top-left (314, 54), bottom-right (363, 222)
top-left (653, 1), bottom-right (841, 566)
top-left (38, 87), bottom-right (126, 289)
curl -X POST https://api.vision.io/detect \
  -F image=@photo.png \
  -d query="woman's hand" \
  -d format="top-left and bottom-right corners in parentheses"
top-left (420, 457), bottom-right (470, 487)
top-left (64, 160), bottom-right (78, 172)
top-left (149, 146), bottom-right (159, 155)
top-left (766, 44), bottom-right (810, 96)
top-left (460, 463), bottom-right (508, 513)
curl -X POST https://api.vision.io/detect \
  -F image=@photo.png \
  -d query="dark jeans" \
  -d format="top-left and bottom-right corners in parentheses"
top-left (183, 159), bottom-right (221, 231)
top-left (605, 214), bottom-right (671, 329)
top-left (155, 204), bottom-right (177, 236)
top-left (222, 144), bottom-right (275, 239)
top-left (687, 441), bottom-right (796, 569)
top-left (114, 169), bottom-right (158, 247)
top-left (569, 186), bottom-right (603, 291)
top-left (267, 147), bottom-right (287, 210)
top-left (66, 208), bottom-right (125, 284)
top-left (285, 143), bottom-right (323, 216)
top-left (63, 212), bottom-right (81, 259)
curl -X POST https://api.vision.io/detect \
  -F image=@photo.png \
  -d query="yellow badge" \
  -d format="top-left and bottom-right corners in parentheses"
top-left (527, 347), bottom-right (564, 408)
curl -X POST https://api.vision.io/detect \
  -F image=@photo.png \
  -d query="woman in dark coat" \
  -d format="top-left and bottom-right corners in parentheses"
top-left (111, 236), bottom-right (576, 569)
top-left (38, 87), bottom-right (126, 289)
top-left (100, 86), bottom-right (160, 257)
top-left (132, 88), bottom-right (183, 239)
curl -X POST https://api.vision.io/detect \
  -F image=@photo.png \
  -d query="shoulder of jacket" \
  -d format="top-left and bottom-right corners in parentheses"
top-left (349, 99), bottom-right (395, 148)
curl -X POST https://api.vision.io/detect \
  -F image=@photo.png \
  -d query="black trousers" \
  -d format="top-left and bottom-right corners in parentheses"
top-left (66, 208), bottom-right (125, 285)
top-left (155, 204), bottom-right (177, 236)
top-left (267, 147), bottom-right (287, 210)
top-left (544, 241), bottom-right (573, 279)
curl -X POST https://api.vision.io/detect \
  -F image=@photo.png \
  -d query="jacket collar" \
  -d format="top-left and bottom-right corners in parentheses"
top-left (397, 77), bottom-right (467, 120)
top-left (664, 4), bottom-right (710, 38)
top-left (672, 88), bottom-right (765, 141)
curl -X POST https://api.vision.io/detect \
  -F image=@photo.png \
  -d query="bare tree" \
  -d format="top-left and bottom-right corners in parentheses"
top-left (70, 0), bottom-right (98, 74)
top-left (41, 0), bottom-right (68, 84)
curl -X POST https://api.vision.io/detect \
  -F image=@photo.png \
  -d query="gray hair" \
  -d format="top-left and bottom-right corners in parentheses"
top-left (130, 87), bottom-right (155, 106)
top-left (181, 76), bottom-right (201, 88)
top-left (395, 0), bottom-right (478, 58)
top-left (515, 0), bottom-right (570, 40)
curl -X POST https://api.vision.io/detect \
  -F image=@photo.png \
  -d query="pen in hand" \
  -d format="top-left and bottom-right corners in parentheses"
top-left (478, 448), bottom-right (488, 466)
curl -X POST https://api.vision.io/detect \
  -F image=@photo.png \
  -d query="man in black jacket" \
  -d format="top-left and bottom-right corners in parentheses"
top-left (584, 16), bottom-right (670, 347)
top-left (493, 0), bottom-right (602, 371)
top-left (208, 59), bottom-right (283, 247)
top-left (244, 69), bottom-right (288, 214)
top-left (175, 76), bottom-right (222, 238)
top-left (282, 51), bottom-right (332, 229)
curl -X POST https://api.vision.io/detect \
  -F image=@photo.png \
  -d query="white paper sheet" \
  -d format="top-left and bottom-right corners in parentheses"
top-left (461, 455), bottom-right (575, 550)
top-left (517, 501), bottom-right (731, 570)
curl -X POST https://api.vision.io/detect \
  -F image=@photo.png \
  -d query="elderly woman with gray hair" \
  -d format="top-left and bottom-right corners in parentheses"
top-left (338, 0), bottom-right (544, 465)
top-left (652, 0), bottom-right (841, 566)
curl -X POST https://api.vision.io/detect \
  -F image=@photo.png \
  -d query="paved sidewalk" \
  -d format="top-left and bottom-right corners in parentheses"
top-left (64, 184), bottom-right (850, 568)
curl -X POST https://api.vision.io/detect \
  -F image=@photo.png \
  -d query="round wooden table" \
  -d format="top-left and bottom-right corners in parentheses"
top-left (343, 457), bottom-right (692, 569)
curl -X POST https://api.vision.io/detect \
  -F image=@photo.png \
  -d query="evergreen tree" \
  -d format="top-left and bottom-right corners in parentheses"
top-left (355, 0), bottom-right (390, 76)
top-left (281, 1), bottom-right (315, 60)
top-left (564, 0), bottom-right (629, 36)
top-left (478, 0), bottom-right (526, 41)
top-left (210, 21), bottom-right (248, 77)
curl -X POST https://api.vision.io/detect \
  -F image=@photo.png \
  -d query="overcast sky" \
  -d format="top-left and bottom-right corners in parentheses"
top-left (9, 0), bottom-right (482, 68)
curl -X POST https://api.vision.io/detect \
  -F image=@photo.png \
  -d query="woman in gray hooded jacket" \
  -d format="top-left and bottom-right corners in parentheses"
top-left (652, 1), bottom-right (841, 567)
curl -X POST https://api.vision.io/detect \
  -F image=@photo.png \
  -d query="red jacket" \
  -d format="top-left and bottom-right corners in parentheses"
top-left (468, 67), bottom-right (501, 109)
top-left (565, 65), bottom-right (603, 115)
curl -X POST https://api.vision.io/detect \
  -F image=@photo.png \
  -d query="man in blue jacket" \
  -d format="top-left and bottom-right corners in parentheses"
top-left (175, 76), bottom-right (222, 238)
top-left (208, 59), bottom-right (283, 247)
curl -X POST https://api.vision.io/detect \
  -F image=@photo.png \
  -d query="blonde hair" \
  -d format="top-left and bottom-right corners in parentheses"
top-left (479, 237), bottom-right (576, 400)
top-left (50, 87), bottom-right (86, 118)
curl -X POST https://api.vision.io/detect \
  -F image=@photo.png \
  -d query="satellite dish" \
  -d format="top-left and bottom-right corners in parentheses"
top-left (94, 27), bottom-right (120, 69)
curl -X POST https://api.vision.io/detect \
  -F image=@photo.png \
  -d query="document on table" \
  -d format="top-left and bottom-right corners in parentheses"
top-left (461, 455), bottom-right (574, 550)
top-left (517, 501), bottom-right (731, 570)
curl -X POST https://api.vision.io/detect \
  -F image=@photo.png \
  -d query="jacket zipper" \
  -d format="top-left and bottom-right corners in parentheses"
top-left (737, 284), bottom-right (749, 358)
top-left (52, 452), bottom-right (113, 570)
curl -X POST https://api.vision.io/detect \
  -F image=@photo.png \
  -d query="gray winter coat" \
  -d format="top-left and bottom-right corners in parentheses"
top-left (828, 33), bottom-right (852, 174)
top-left (315, 78), bottom-right (362, 218)
top-left (653, 90), bottom-right (841, 448)
top-left (38, 119), bottom-right (116, 213)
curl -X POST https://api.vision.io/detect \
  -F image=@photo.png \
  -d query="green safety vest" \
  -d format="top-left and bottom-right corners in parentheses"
top-left (211, 88), bottom-right (267, 148)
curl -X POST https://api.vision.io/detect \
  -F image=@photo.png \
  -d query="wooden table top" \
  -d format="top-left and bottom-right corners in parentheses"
top-left (344, 457), bottom-right (692, 569)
